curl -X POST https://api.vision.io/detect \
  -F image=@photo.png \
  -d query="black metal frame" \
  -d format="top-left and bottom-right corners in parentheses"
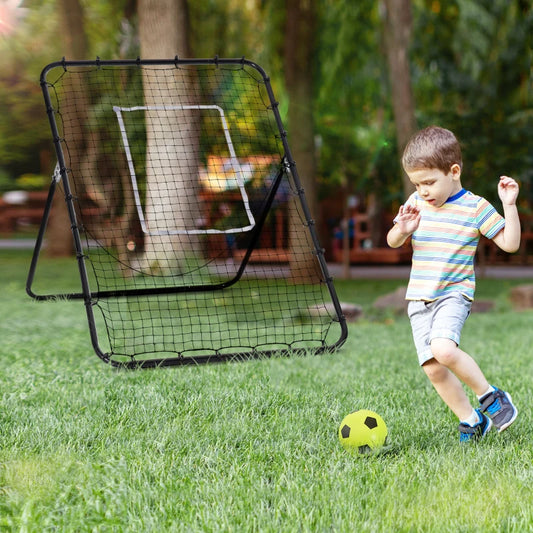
top-left (27, 57), bottom-right (348, 368)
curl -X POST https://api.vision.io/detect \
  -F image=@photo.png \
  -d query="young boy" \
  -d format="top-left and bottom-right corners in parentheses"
top-left (387, 126), bottom-right (520, 442)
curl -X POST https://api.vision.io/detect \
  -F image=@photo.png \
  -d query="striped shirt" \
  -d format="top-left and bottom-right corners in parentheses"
top-left (401, 189), bottom-right (504, 301)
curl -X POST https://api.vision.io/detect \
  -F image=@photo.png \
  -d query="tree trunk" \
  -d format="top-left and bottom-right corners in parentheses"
top-left (46, 0), bottom-right (89, 256)
top-left (284, 0), bottom-right (321, 283)
top-left (381, 0), bottom-right (417, 198)
top-left (137, 0), bottom-right (201, 274)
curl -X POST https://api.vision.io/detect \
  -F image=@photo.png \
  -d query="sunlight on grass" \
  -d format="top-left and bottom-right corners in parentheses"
top-left (1, 457), bottom-right (61, 501)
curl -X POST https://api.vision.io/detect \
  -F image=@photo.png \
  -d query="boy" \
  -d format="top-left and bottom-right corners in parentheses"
top-left (387, 126), bottom-right (520, 442)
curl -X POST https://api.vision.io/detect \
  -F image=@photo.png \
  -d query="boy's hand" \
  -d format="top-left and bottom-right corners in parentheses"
top-left (396, 204), bottom-right (421, 236)
top-left (498, 176), bottom-right (519, 206)
top-left (492, 176), bottom-right (521, 253)
top-left (387, 204), bottom-right (420, 248)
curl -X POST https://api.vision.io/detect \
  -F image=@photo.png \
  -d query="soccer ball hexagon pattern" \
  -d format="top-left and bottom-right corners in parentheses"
top-left (338, 409), bottom-right (388, 454)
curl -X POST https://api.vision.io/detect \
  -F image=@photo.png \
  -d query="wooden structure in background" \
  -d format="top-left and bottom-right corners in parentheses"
top-left (4, 189), bottom-right (533, 267)
top-left (0, 191), bottom-right (48, 233)
top-left (331, 213), bottom-right (412, 264)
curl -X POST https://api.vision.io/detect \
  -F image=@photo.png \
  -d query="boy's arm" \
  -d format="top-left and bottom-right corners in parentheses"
top-left (491, 176), bottom-right (521, 253)
top-left (387, 204), bottom-right (420, 248)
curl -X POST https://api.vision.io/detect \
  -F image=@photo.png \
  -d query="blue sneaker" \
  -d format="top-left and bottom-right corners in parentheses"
top-left (458, 409), bottom-right (492, 443)
top-left (479, 387), bottom-right (518, 433)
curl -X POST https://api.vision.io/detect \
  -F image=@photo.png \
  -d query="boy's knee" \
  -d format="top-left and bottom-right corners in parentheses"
top-left (430, 337), bottom-right (459, 366)
top-left (422, 359), bottom-right (448, 383)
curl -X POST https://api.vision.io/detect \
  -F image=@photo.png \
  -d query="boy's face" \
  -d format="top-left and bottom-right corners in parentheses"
top-left (406, 164), bottom-right (462, 208)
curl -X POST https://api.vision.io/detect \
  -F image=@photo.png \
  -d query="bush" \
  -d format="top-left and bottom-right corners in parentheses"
top-left (15, 173), bottom-right (48, 191)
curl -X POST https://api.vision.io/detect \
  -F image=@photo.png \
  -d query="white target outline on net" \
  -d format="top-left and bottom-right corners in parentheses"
top-left (113, 104), bottom-right (256, 236)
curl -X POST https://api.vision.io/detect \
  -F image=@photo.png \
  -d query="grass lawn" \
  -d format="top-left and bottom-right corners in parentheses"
top-left (1, 249), bottom-right (533, 531)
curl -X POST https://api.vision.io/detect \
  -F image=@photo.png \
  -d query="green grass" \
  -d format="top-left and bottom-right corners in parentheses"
top-left (1, 250), bottom-right (533, 531)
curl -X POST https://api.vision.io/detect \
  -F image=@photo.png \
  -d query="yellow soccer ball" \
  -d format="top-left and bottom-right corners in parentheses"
top-left (338, 409), bottom-right (388, 454)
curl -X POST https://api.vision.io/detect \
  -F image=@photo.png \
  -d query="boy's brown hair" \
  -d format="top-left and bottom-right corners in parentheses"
top-left (402, 126), bottom-right (463, 173)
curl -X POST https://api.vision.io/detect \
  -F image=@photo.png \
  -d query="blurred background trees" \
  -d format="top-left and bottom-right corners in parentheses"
top-left (1, 0), bottom-right (531, 246)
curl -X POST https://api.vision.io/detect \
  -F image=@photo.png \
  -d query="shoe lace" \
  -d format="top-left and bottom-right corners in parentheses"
top-left (486, 399), bottom-right (501, 415)
top-left (480, 389), bottom-right (505, 415)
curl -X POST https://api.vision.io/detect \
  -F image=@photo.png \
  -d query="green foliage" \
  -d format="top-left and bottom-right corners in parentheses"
top-left (0, 0), bottom-right (531, 217)
top-left (0, 71), bottom-right (48, 170)
top-left (190, 0), bottom-right (265, 60)
top-left (15, 173), bottom-right (48, 190)
top-left (82, 0), bottom-right (137, 58)
top-left (412, 0), bottom-right (533, 206)
top-left (316, 1), bottom-right (395, 196)
top-left (0, 0), bottom-right (136, 182)
top-left (0, 2), bottom-right (60, 179)
top-left (0, 168), bottom-right (14, 193)
top-left (315, 0), bottom-right (532, 210)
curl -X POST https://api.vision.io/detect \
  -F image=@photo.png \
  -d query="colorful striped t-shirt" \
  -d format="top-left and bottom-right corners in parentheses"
top-left (401, 189), bottom-right (504, 301)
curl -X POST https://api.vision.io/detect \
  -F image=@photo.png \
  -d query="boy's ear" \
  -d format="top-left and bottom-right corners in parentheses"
top-left (450, 163), bottom-right (462, 179)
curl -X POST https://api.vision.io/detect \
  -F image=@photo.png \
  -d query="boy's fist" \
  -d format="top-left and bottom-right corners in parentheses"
top-left (498, 176), bottom-right (519, 206)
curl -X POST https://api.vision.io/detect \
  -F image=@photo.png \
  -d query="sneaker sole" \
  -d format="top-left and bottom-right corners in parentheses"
top-left (497, 392), bottom-right (518, 433)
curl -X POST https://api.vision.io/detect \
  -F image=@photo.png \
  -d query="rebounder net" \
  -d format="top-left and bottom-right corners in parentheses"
top-left (28, 58), bottom-right (347, 367)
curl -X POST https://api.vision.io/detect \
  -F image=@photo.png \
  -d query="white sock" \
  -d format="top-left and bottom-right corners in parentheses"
top-left (477, 385), bottom-right (495, 400)
top-left (461, 409), bottom-right (481, 426)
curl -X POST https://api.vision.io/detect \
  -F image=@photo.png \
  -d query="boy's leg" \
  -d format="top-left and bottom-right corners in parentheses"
top-left (430, 337), bottom-right (490, 397)
top-left (409, 296), bottom-right (490, 427)
top-left (430, 338), bottom-right (518, 432)
top-left (422, 358), bottom-right (474, 421)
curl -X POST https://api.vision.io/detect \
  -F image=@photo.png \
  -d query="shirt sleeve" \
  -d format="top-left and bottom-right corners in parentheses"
top-left (476, 197), bottom-right (505, 238)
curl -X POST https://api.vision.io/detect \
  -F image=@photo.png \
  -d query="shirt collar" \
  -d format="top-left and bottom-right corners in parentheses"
top-left (446, 188), bottom-right (467, 203)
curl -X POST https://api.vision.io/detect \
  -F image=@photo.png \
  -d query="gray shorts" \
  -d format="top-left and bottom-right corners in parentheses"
top-left (407, 292), bottom-right (472, 366)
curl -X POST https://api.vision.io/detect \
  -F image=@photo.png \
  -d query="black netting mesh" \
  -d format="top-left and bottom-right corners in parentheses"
top-left (35, 59), bottom-right (346, 366)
